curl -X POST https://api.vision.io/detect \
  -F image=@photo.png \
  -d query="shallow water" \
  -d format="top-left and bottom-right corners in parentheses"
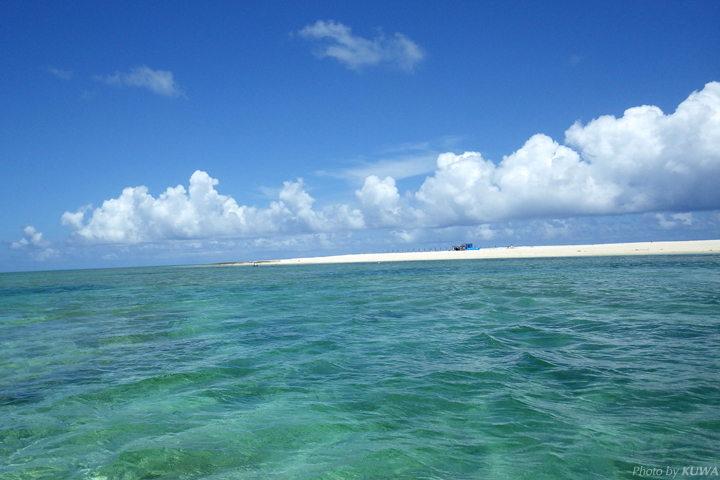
top-left (1, 255), bottom-right (719, 479)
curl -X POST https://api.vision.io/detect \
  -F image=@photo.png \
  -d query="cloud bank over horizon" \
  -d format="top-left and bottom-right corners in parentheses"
top-left (56, 82), bottom-right (720, 249)
top-left (60, 173), bottom-right (364, 244)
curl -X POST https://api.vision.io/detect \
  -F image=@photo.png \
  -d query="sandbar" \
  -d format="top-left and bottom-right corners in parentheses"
top-left (213, 239), bottom-right (720, 266)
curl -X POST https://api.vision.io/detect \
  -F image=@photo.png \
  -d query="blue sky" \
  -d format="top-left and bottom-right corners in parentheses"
top-left (2, 0), bottom-right (720, 271)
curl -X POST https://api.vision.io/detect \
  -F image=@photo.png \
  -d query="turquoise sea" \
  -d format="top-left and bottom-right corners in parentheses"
top-left (1, 255), bottom-right (719, 479)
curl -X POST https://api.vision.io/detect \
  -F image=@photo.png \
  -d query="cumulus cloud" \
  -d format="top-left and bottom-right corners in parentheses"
top-left (413, 81), bottom-right (720, 226)
top-left (414, 138), bottom-right (620, 226)
top-left (62, 171), bottom-right (363, 244)
top-left (95, 66), bottom-right (183, 96)
top-left (11, 226), bottom-right (58, 260)
top-left (298, 20), bottom-right (424, 72)
top-left (356, 175), bottom-right (404, 227)
top-left (565, 83), bottom-right (720, 211)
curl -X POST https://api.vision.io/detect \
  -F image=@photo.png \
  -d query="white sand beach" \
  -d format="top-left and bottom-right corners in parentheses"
top-left (217, 239), bottom-right (720, 266)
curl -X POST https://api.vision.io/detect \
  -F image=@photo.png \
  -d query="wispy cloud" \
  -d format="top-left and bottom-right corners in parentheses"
top-left (298, 20), bottom-right (424, 72)
top-left (317, 141), bottom-right (447, 183)
top-left (318, 154), bottom-right (438, 184)
top-left (94, 66), bottom-right (184, 97)
top-left (46, 66), bottom-right (73, 80)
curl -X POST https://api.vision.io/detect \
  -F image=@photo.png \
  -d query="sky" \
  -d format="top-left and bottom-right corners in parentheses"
top-left (2, 0), bottom-right (720, 272)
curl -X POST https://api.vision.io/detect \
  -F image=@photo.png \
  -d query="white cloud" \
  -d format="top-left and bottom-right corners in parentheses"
top-left (414, 138), bottom-right (620, 226)
top-left (11, 226), bottom-right (58, 260)
top-left (12, 226), bottom-right (48, 249)
top-left (298, 20), bottom-right (424, 72)
top-left (564, 83), bottom-right (720, 211)
top-left (61, 205), bottom-right (91, 230)
top-left (356, 175), bottom-right (403, 227)
top-left (412, 81), bottom-right (720, 226)
top-left (95, 66), bottom-right (183, 96)
top-left (62, 171), bottom-right (364, 244)
top-left (357, 176), bottom-right (400, 209)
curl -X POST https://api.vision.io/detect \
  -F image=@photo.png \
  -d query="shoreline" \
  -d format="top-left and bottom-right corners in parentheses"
top-left (211, 239), bottom-right (720, 266)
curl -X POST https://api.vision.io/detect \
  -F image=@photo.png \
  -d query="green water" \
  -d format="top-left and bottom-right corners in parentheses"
top-left (1, 255), bottom-right (719, 479)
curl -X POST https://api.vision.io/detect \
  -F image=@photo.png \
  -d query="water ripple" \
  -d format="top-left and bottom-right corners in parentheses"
top-left (1, 256), bottom-right (719, 479)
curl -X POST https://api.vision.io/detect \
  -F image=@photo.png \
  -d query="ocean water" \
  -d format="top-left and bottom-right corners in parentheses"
top-left (1, 255), bottom-right (719, 480)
